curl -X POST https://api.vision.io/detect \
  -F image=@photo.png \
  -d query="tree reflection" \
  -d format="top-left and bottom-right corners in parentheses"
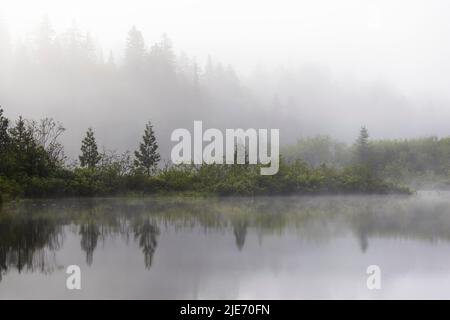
top-left (232, 220), bottom-right (248, 251)
top-left (353, 205), bottom-right (374, 253)
top-left (79, 223), bottom-right (100, 266)
top-left (1, 195), bottom-right (450, 282)
top-left (0, 216), bottom-right (62, 282)
top-left (134, 219), bottom-right (159, 269)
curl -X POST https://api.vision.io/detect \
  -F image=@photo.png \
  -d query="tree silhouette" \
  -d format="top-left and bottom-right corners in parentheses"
top-left (0, 108), bottom-right (10, 177)
top-left (79, 127), bottom-right (101, 169)
top-left (355, 126), bottom-right (371, 165)
top-left (134, 121), bottom-right (160, 175)
top-left (125, 26), bottom-right (146, 70)
top-left (233, 220), bottom-right (248, 251)
top-left (134, 219), bottom-right (159, 269)
top-left (9, 116), bottom-right (49, 177)
top-left (28, 118), bottom-right (66, 166)
top-left (79, 223), bottom-right (100, 266)
top-left (0, 107), bottom-right (9, 153)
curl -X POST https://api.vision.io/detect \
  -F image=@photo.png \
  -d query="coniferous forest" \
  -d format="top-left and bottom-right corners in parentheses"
top-left (1, 19), bottom-right (450, 201)
top-left (2, 105), bottom-right (439, 200)
top-left (4, 2), bottom-right (450, 301)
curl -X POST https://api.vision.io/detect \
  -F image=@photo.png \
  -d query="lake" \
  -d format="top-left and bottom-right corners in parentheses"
top-left (1, 192), bottom-right (450, 299)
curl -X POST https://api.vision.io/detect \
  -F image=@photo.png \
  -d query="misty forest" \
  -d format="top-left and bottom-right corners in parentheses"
top-left (4, 1), bottom-right (450, 300)
top-left (1, 18), bottom-right (450, 201)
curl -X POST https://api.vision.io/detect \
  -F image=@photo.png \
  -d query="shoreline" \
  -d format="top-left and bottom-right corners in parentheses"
top-left (0, 188), bottom-right (414, 205)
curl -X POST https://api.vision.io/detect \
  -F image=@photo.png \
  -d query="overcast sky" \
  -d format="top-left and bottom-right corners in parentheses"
top-left (3, 0), bottom-right (450, 99)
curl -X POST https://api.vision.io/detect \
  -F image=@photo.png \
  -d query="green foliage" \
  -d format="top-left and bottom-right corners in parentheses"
top-left (282, 135), bottom-right (349, 167)
top-left (369, 137), bottom-right (450, 186)
top-left (0, 176), bottom-right (22, 199)
top-left (23, 176), bottom-right (69, 197)
top-left (354, 126), bottom-right (371, 166)
top-left (0, 107), bottom-right (10, 177)
top-left (79, 127), bottom-right (101, 169)
top-left (129, 159), bottom-right (410, 196)
top-left (1, 116), bottom-right (53, 179)
top-left (284, 130), bottom-right (450, 188)
top-left (0, 107), bottom-right (9, 152)
top-left (134, 121), bottom-right (160, 175)
top-left (0, 108), bottom-right (414, 200)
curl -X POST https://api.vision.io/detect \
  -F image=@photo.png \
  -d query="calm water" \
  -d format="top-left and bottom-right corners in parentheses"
top-left (1, 192), bottom-right (450, 299)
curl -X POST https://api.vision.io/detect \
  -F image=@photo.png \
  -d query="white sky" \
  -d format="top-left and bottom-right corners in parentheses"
top-left (2, 0), bottom-right (450, 99)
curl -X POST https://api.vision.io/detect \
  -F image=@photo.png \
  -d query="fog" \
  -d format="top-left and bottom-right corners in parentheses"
top-left (1, 0), bottom-right (450, 160)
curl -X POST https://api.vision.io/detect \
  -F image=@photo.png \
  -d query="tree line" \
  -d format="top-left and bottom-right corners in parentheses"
top-left (283, 127), bottom-right (450, 188)
top-left (0, 106), bottom-right (414, 202)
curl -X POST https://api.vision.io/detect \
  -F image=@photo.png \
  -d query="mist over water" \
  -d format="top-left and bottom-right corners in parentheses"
top-left (3, 0), bottom-right (450, 302)
top-left (1, 193), bottom-right (450, 299)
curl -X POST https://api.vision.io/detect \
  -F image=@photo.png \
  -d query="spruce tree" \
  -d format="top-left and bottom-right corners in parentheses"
top-left (79, 127), bottom-right (101, 169)
top-left (9, 116), bottom-right (47, 177)
top-left (0, 108), bottom-right (10, 176)
top-left (125, 26), bottom-right (146, 69)
top-left (0, 107), bottom-right (9, 153)
top-left (355, 126), bottom-right (371, 167)
top-left (134, 122), bottom-right (160, 175)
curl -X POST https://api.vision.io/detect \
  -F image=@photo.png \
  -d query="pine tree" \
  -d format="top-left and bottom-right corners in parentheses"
top-left (355, 126), bottom-right (371, 165)
top-left (125, 26), bottom-right (146, 69)
top-left (79, 127), bottom-right (101, 169)
top-left (134, 122), bottom-right (160, 175)
top-left (0, 107), bottom-right (10, 175)
top-left (9, 116), bottom-right (48, 177)
top-left (9, 116), bottom-right (29, 150)
top-left (0, 107), bottom-right (9, 152)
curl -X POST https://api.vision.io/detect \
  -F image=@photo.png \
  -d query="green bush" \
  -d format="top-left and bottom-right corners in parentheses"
top-left (0, 176), bottom-right (23, 199)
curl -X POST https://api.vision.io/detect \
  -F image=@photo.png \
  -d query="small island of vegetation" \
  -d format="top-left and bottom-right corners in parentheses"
top-left (0, 106), bottom-right (418, 202)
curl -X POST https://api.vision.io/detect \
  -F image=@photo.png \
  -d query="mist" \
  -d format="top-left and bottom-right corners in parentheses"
top-left (1, 0), bottom-right (450, 161)
top-left (5, 1), bottom-right (450, 301)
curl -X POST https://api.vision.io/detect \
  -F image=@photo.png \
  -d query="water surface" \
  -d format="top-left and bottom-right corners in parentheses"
top-left (1, 192), bottom-right (450, 299)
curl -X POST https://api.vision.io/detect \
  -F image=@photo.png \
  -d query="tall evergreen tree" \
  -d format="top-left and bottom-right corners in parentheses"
top-left (9, 116), bottom-right (28, 147)
top-left (0, 107), bottom-right (10, 175)
top-left (0, 107), bottom-right (9, 152)
top-left (79, 127), bottom-right (101, 169)
top-left (355, 126), bottom-right (371, 165)
top-left (125, 26), bottom-right (146, 69)
top-left (9, 116), bottom-right (48, 177)
top-left (134, 122), bottom-right (160, 175)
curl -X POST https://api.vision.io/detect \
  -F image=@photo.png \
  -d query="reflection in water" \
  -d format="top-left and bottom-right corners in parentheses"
top-left (232, 220), bottom-right (248, 251)
top-left (0, 215), bottom-right (62, 281)
top-left (1, 192), bottom-right (450, 298)
top-left (353, 204), bottom-right (374, 253)
top-left (133, 219), bottom-right (159, 269)
top-left (80, 223), bottom-right (100, 266)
